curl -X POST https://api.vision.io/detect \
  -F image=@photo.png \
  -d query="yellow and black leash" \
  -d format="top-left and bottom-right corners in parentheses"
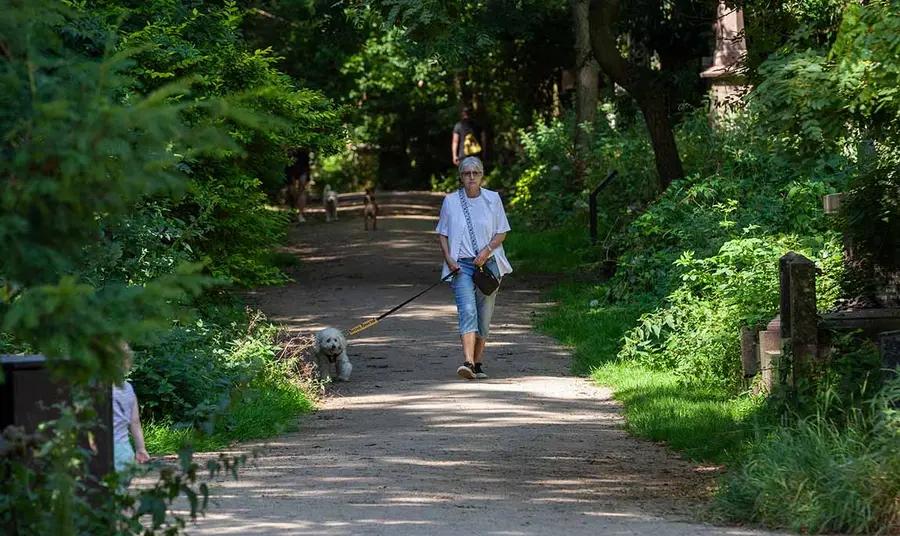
top-left (345, 268), bottom-right (460, 337)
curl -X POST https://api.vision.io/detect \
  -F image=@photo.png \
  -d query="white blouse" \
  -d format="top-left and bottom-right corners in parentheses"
top-left (435, 188), bottom-right (513, 279)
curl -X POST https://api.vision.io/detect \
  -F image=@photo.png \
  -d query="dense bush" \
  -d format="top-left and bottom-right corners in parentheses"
top-left (507, 104), bottom-right (850, 391)
top-left (0, 1), bottom-right (244, 531)
top-left (1, 2), bottom-right (326, 533)
top-left (135, 301), bottom-right (315, 453)
top-left (506, 111), bottom-right (657, 233)
top-left (619, 235), bottom-right (843, 389)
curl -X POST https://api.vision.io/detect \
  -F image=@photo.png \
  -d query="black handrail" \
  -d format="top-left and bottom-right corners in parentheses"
top-left (589, 170), bottom-right (618, 245)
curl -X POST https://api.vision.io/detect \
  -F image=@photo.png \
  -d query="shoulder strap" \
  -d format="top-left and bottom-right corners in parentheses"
top-left (458, 188), bottom-right (480, 253)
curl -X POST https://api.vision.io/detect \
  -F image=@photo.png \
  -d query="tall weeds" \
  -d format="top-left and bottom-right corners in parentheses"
top-left (715, 377), bottom-right (900, 533)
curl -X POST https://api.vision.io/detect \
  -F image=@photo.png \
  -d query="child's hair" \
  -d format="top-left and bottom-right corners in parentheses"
top-left (119, 340), bottom-right (134, 376)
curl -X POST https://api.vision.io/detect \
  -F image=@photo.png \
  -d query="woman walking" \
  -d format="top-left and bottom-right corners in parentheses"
top-left (436, 156), bottom-right (512, 379)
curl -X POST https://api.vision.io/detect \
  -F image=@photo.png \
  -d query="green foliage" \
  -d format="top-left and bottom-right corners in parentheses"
top-left (716, 376), bottom-right (900, 533)
top-left (749, 0), bottom-right (900, 303)
top-left (619, 235), bottom-right (843, 389)
top-left (604, 113), bottom-right (849, 303)
top-left (130, 302), bottom-right (314, 453)
top-left (505, 111), bottom-right (658, 231)
top-left (0, 2), bottom-right (326, 533)
top-left (1, 401), bottom-right (246, 535)
top-left (0, 0), bottom-right (231, 385)
top-left (145, 372), bottom-right (313, 454)
top-left (69, 0), bottom-right (344, 286)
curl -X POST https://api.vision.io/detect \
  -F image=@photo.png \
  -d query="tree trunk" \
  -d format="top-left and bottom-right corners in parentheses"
top-left (588, 0), bottom-right (684, 190)
top-left (639, 95), bottom-right (682, 190)
top-left (571, 0), bottom-right (600, 192)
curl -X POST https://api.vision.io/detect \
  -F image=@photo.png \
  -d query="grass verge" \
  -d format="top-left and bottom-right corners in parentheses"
top-left (532, 281), bottom-right (758, 463)
top-left (508, 223), bottom-right (760, 463)
top-left (512, 224), bottom-right (899, 532)
top-left (145, 377), bottom-right (314, 454)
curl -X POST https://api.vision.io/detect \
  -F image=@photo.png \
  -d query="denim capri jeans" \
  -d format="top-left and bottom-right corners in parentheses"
top-left (452, 257), bottom-right (500, 338)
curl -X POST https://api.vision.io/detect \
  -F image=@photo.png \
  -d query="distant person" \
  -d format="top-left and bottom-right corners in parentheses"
top-left (112, 343), bottom-right (150, 484)
top-left (284, 149), bottom-right (311, 223)
top-left (451, 106), bottom-right (486, 166)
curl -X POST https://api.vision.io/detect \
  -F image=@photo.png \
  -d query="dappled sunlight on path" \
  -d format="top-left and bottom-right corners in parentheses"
top-left (184, 191), bottom-right (781, 536)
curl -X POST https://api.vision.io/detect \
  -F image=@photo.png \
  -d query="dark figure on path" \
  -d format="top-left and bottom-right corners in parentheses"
top-left (284, 148), bottom-right (310, 223)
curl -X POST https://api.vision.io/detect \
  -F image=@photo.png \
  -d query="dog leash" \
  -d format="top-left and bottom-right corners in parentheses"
top-left (345, 268), bottom-right (460, 337)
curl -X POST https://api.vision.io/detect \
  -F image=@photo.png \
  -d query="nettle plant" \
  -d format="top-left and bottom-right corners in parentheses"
top-left (618, 233), bottom-right (843, 390)
top-left (0, 2), bottom-right (247, 533)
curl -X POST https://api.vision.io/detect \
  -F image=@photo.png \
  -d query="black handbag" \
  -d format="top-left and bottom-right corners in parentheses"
top-left (472, 263), bottom-right (500, 296)
top-left (458, 188), bottom-right (501, 296)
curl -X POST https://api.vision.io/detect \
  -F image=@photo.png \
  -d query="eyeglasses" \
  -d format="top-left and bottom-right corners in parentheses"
top-left (461, 171), bottom-right (483, 178)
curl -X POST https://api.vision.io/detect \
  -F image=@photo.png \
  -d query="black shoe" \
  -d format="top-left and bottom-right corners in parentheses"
top-left (473, 363), bottom-right (488, 379)
top-left (457, 362), bottom-right (476, 379)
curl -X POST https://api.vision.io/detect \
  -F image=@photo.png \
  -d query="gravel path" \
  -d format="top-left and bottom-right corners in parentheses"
top-left (184, 192), bottom-right (777, 536)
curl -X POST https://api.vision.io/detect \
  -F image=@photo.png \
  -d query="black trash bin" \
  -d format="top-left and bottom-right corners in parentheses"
top-left (1, 354), bottom-right (113, 479)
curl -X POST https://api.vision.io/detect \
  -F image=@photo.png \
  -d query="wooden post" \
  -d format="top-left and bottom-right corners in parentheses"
top-left (878, 330), bottom-right (900, 381)
top-left (740, 326), bottom-right (758, 378)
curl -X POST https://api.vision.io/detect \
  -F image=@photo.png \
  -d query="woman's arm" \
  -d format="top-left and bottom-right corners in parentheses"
top-left (487, 232), bottom-right (506, 251)
top-left (473, 232), bottom-right (506, 267)
top-left (440, 234), bottom-right (459, 272)
top-left (130, 396), bottom-right (150, 463)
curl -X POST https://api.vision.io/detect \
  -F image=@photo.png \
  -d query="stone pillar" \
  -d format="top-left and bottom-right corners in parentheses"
top-left (700, 1), bottom-right (749, 121)
top-left (779, 252), bottom-right (819, 397)
top-left (757, 316), bottom-right (783, 394)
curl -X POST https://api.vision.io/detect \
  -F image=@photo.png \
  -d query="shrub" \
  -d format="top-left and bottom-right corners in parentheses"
top-left (619, 234), bottom-right (844, 389)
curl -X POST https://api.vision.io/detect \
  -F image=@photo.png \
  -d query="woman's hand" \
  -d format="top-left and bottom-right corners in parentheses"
top-left (474, 248), bottom-right (491, 267)
top-left (446, 258), bottom-right (460, 273)
top-left (135, 448), bottom-right (151, 464)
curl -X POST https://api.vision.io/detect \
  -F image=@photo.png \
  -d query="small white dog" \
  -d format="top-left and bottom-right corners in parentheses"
top-left (313, 327), bottom-right (352, 382)
top-left (323, 185), bottom-right (339, 222)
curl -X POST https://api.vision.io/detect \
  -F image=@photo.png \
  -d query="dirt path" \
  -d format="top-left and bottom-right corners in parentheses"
top-left (188, 192), bottom-right (775, 536)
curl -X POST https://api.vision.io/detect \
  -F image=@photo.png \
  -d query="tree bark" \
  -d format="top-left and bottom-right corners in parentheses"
top-left (571, 0), bottom-right (600, 193)
top-left (588, 0), bottom-right (684, 190)
top-left (638, 94), bottom-right (683, 188)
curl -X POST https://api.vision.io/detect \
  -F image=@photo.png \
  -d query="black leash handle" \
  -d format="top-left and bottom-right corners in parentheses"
top-left (346, 268), bottom-right (460, 337)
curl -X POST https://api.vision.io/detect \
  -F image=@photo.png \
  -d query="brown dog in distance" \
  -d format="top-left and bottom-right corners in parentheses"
top-left (363, 188), bottom-right (378, 231)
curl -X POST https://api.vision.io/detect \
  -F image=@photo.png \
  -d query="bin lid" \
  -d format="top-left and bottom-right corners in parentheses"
top-left (0, 355), bottom-right (47, 369)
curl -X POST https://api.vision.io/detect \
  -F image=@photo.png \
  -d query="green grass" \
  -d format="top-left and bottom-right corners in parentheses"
top-left (535, 282), bottom-right (641, 374)
top-left (592, 362), bottom-right (759, 462)
top-left (532, 280), bottom-right (758, 462)
top-left (504, 216), bottom-right (598, 275)
top-left (509, 226), bottom-right (760, 463)
top-left (145, 378), bottom-right (314, 454)
top-left (715, 379), bottom-right (900, 533)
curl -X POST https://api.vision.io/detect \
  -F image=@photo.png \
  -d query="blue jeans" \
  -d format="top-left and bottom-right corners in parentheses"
top-left (452, 257), bottom-right (500, 338)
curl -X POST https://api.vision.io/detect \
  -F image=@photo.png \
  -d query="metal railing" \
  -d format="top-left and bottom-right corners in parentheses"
top-left (589, 170), bottom-right (618, 245)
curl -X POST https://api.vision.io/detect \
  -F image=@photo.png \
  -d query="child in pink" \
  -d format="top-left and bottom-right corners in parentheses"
top-left (112, 344), bottom-right (150, 476)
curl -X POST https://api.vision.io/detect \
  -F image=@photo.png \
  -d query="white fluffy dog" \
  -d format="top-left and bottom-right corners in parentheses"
top-left (323, 185), bottom-right (339, 222)
top-left (313, 327), bottom-right (352, 382)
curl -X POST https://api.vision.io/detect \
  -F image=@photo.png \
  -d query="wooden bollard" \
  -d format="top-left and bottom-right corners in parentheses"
top-left (740, 326), bottom-right (758, 378)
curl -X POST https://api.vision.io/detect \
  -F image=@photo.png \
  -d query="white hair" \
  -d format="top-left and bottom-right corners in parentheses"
top-left (458, 156), bottom-right (484, 176)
